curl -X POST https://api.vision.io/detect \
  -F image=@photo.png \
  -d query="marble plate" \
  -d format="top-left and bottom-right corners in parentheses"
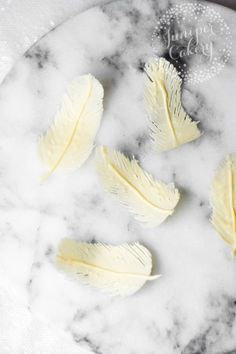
top-left (0, 0), bottom-right (236, 353)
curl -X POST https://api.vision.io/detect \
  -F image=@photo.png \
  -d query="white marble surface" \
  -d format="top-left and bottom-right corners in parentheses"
top-left (0, 0), bottom-right (236, 353)
top-left (0, 0), bottom-right (107, 84)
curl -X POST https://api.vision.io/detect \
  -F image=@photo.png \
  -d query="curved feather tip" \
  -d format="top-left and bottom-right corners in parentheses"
top-left (39, 74), bottom-right (104, 181)
top-left (144, 57), bottom-right (201, 152)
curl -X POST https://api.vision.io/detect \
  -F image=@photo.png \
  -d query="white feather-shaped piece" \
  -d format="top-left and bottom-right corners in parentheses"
top-left (57, 239), bottom-right (159, 296)
top-left (210, 155), bottom-right (236, 256)
top-left (39, 74), bottom-right (104, 181)
top-left (96, 146), bottom-right (180, 227)
top-left (144, 58), bottom-right (201, 151)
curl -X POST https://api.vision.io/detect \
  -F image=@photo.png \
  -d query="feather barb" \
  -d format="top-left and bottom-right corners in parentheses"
top-left (57, 239), bottom-right (159, 296)
top-left (144, 58), bottom-right (201, 151)
top-left (96, 146), bottom-right (180, 227)
top-left (39, 74), bottom-right (104, 181)
top-left (210, 155), bottom-right (236, 255)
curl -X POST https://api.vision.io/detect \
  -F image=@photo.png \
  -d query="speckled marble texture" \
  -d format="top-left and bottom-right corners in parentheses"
top-left (0, 0), bottom-right (236, 353)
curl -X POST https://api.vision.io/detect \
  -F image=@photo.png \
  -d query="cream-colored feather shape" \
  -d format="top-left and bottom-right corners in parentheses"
top-left (96, 146), bottom-right (180, 227)
top-left (57, 239), bottom-right (159, 296)
top-left (144, 58), bottom-right (201, 151)
top-left (210, 155), bottom-right (236, 256)
top-left (39, 74), bottom-right (104, 181)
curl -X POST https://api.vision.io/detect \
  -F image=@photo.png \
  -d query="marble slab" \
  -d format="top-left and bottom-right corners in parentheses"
top-left (0, 0), bottom-right (107, 84)
top-left (0, 0), bottom-right (236, 353)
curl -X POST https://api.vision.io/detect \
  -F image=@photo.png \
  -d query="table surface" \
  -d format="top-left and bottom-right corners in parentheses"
top-left (0, 0), bottom-right (236, 353)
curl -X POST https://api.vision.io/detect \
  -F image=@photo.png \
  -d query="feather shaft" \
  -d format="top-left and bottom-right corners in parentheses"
top-left (158, 80), bottom-right (178, 147)
top-left (106, 154), bottom-right (171, 214)
top-left (42, 81), bottom-right (93, 181)
top-left (57, 255), bottom-right (159, 280)
top-left (96, 146), bottom-right (180, 227)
